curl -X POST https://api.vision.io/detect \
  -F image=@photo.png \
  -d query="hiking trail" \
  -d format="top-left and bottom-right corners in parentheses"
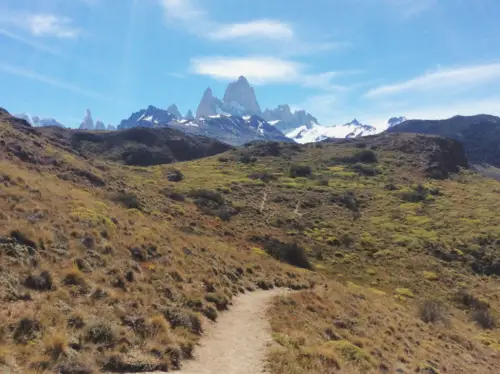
top-left (142, 288), bottom-right (288, 374)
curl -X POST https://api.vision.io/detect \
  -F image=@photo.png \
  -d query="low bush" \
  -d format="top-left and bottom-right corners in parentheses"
top-left (354, 149), bottom-right (378, 163)
top-left (248, 171), bottom-right (277, 183)
top-left (289, 164), bottom-right (312, 178)
top-left (472, 309), bottom-right (496, 329)
top-left (205, 292), bottom-right (230, 311)
top-left (112, 192), bottom-right (142, 210)
top-left (24, 271), bottom-right (53, 291)
top-left (419, 299), bottom-right (446, 323)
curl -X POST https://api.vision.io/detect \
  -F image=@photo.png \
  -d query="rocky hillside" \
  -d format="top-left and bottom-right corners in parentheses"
top-left (388, 114), bottom-right (500, 167)
top-left (1, 107), bottom-right (500, 374)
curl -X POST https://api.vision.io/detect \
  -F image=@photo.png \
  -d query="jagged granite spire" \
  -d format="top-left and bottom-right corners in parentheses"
top-left (222, 76), bottom-right (261, 116)
top-left (79, 109), bottom-right (94, 130)
top-left (196, 88), bottom-right (222, 118)
top-left (167, 104), bottom-right (182, 119)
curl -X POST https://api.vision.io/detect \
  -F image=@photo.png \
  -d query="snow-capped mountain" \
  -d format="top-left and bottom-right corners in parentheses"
top-left (170, 114), bottom-right (290, 145)
top-left (14, 113), bottom-right (64, 127)
top-left (118, 102), bottom-right (291, 145)
top-left (262, 105), bottom-right (318, 134)
top-left (287, 119), bottom-right (377, 144)
top-left (118, 105), bottom-right (177, 129)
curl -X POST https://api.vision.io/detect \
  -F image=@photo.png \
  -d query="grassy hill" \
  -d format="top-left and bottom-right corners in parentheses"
top-left (1, 109), bottom-right (500, 373)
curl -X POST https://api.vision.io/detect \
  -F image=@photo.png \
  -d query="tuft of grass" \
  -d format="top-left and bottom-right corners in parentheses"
top-left (395, 288), bottom-right (414, 298)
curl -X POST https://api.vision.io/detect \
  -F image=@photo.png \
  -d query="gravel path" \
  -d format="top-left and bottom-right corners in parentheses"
top-left (141, 288), bottom-right (287, 374)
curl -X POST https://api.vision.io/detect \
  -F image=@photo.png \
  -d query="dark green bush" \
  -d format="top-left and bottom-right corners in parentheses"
top-left (289, 164), bottom-right (312, 178)
top-left (354, 149), bottom-right (378, 163)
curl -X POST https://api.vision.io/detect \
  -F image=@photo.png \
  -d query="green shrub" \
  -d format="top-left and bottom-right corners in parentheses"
top-left (289, 164), bottom-right (312, 178)
top-left (354, 149), bottom-right (378, 163)
top-left (112, 192), bottom-right (142, 210)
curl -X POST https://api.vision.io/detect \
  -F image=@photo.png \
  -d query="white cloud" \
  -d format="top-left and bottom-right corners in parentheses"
top-left (0, 10), bottom-right (81, 38)
top-left (161, 0), bottom-right (205, 23)
top-left (27, 14), bottom-right (80, 38)
top-left (159, 0), bottom-right (342, 51)
top-left (209, 20), bottom-right (293, 40)
top-left (189, 56), bottom-right (349, 91)
top-left (366, 63), bottom-right (500, 98)
top-left (0, 64), bottom-right (105, 100)
top-left (190, 56), bottom-right (301, 84)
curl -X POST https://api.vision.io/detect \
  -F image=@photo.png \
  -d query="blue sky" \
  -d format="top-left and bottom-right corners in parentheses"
top-left (1, 0), bottom-right (500, 129)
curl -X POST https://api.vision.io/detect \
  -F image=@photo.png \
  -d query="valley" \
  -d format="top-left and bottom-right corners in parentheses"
top-left (1, 107), bottom-right (500, 373)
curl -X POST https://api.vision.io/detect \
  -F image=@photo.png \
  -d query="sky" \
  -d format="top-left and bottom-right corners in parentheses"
top-left (1, 0), bottom-right (500, 129)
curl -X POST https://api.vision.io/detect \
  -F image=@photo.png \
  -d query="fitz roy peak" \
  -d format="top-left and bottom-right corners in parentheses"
top-left (79, 109), bottom-right (94, 130)
top-left (222, 76), bottom-right (261, 116)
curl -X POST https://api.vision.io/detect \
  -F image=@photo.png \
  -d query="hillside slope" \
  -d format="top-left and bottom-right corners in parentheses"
top-left (387, 114), bottom-right (500, 167)
top-left (1, 109), bottom-right (500, 373)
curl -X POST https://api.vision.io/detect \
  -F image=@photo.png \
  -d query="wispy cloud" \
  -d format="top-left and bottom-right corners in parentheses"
top-left (385, 0), bottom-right (436, 18)
top-left (209, 20), bottom-right (293, 41)
top-left (0, 64), bottom-right (106, 100)
top-left (0, 28), bottom-right (62, 55)
top-left (365, 63), bottom-right (500, 98)
top-left (0, 11), bottom-right (81, 38)
top-left (27, 14), bottom-right (81, 38)
top-left (159, 0), bottom-right (342, 52)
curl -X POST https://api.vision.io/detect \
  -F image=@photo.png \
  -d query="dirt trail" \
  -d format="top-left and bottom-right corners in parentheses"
top-left (142, 288), bottom-right (287, 374)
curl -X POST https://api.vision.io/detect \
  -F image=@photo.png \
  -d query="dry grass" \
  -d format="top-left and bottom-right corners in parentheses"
top-left (2, 116), bottom-right (500, 372)
top-left (268, 283), bottom-right (500, 374)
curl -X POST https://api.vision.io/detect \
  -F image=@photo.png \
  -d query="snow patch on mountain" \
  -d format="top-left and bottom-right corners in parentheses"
top-left (287, 119), bottom-right (377, 144)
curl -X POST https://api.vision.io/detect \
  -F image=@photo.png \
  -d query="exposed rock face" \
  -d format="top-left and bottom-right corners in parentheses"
top-left (95, 120), bottom-right (106, 130)
top-left (222, 76), bottom-right (261, 116)
top-left (185, 110), bottom-right (194, 120)
top-left (79, 109), bottom-right (94, 130)
top-left (387, 116), bottom-right (407, 127)
top-left (107, 124), bottom-right (116, 131)
top-left (196, 88), bottom-right (223, 118)
top-left (384, 133), bottom-right (468, 179)
top-left (167, 104), bottom-right (182, 119)
top-left (118, 105), bottom-right (176, 129)
top-left (262, 105), bottom-right (318, 133)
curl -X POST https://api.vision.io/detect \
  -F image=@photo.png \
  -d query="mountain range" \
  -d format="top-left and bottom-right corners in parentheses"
top-left (117, 76), bottom-right (392, 145)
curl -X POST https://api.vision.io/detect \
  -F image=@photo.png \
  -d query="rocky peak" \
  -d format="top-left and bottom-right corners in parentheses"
top-left (107, 124), bottom-right (116, 131)
top-left (388, 116), bottom-right (407, 127)
top-left (185, 109), bottom-right (194, 120)
top-left (222, 76), bottom-right (261, 116)
top-left (196, 88), bottom-right (223, 118)
top-left (95, 120), bottom-right (106, 130)
top-left (263, 105), bottom-right (318, 133)
top-left (167, 104), bottom-right (182, 119)
top-left (79, 109), bottom-right (94, 130)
